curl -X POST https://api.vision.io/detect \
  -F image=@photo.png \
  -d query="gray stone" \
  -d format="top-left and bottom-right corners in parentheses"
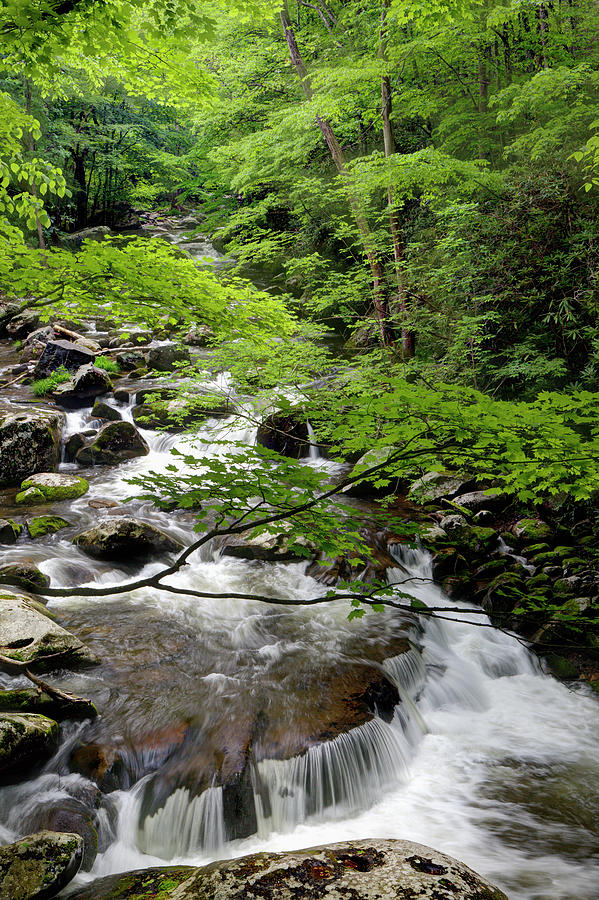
top-left (0, 561), bottom-right (50, 592)
top-left (0, 592), bottom-right (98, 670)
top-left (0, 830), bottom-right (84, 898)
top-left (34, 339), bottom-right (96, 379)
top-left (61, 225), bottom-right (112, 249)
top-left (74, 518), bottom-right (182, 561)
top-left (147, 342), bottom-right (190, 372)
top-left (0, 408), bottom-right (64, 487)
top-left (52, 364), bottom-right (112, 410)
top-left (67, 840), bottom-right (507, 899)
top-left (91, 401), bottom-right (122, 421)
top-left (5, 310), bottom-right (40, 339)
top-left (0, 715), bottom-right (58, 783)
top-left (75, 421), bottom-right (149, 465)
top-left (183, 324), bottom-right (214, 346)
top-left (452, 489), bottom-right (506, 512)
top-left (408, 472), bottom-right (471, 504)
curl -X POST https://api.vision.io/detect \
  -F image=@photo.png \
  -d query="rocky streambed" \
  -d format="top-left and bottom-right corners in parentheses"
top-left (0, 222), bottom-right (597, 900)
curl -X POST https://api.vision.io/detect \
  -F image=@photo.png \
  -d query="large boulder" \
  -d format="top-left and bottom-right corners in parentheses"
top-left (75, 421), bottom-right (149, 465)
top-left (0, 830), bottom-right (84, 899)
top-left (52, 363), bottom-right (113, 409)
top-left (24, 799), bottom-right (99, 871)
top-left (407, 471), bottom-right (472, 505)
top-left (0, 714), bottom-right (58, 783)
top-left (74, 518), bottom-right (183, 560)
top-left (91, 400), bottom-right (122, 421)
top-left (34, 339), bottom-right (96, 379)
top-left (256, 409), bottom-right (310, 458)
top-left (16, 473), bottom-right (89, 505)
top-left (67, 840), bottom-right (507, 900)
top-left (147, 341), bottom-right (190, 372)
top-left (61, 225), bottom-right (112, 249)
top-left (0, 408), bottom-right (64, 487)
top-left (5, 309), bottom-right (40, 339)
top-left (0, 592), bottom-right (98, 669)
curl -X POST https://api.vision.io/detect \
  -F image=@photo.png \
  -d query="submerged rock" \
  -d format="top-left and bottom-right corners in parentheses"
top-left (0, 830), bottom-right (84, 899)
top-left (75, 421), bottom-right (149, 465)
top-left (0, 408), bottom-right (64, 487)
top-left (16, 472), bottom-right (89, 504)
top-left (0, 592), bottom-right (98, 669)
top-left (0, 714), bottom-right (58, 783)
top-left (74, 518), bottom-right (182, 560)
top-left (67, 840), bottom-right (508, 899)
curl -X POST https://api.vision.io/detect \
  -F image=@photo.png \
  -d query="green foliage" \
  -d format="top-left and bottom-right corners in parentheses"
top-left (94, 356), bottom-right (119, 373)
top-left (32, 366), bottom-right (71, 396)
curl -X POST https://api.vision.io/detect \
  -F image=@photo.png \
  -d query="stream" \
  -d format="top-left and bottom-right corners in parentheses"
top-left (0, 227), bottom-right (598, 900)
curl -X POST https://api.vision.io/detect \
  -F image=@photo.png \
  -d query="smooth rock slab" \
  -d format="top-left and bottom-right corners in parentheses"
top-left (0, 714), bottom-right (58, 782)
top-left (0, 830), bottom-right (84, 899)
top-left (74, 518), bottom-right (182, 560)
top-left (67, 840), bottom-right (508, 899)
top-left (0, 592), bottom-right (98, 670)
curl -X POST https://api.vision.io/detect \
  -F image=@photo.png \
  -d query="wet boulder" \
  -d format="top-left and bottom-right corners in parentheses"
top-left (0, 687), bottom-right (96, 721)
top-left (452, 488), bottom-right (507, 513)
top-left (183, 324), bottom-right (214, 346)
top-left (34, 339), bottom-right (96, 379)
top-left (408, 471), bottom-right (472, 505)
top-left (74, 517), bottom-right (183, 561)
top-left (16, 472), bottom-right (89, 504)
top-left (132, 391), bottom-right (232, 431)
top-left (512, 517), bottom-right (553, 544)
top-left (27, 516), bottom-right (71, 539)
top-left (21, 326), bottom-right (55, 364)
top-left (0, 561), bottom-right (50, 592)
top-left (0, 519), bottom-right (23, 544)
top-left (256, 408), bottom-right (310, 458)
top-left (52, 363), bottom-right (113, 409)
top-left (75, 421), bottom-right (149, 465)
top-left (0, 830), bottom-right (84, 899)
top-left (147, 342), bottom-right (190, 372)
top-left (25, 799), bottom-right (99, 871)
top-left (0, 714), bottom-right (58, 783)
top-left (67, 840), bottom-right (507, 900)
top-left (0, 408), bottom-right (64, 487)
top-left (91, 400), bottom-right (122, 421)
top-left (0, 592), bottom-right (99, 670)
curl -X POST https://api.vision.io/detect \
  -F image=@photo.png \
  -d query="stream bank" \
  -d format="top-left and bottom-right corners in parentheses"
top-left (0, 220), bottom-right (597, 900)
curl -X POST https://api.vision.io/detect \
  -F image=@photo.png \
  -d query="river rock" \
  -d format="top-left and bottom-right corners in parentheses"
top-left (0, 519), bottom-right (22, 543)
top-left (0, 592), bottom-right (98, 670)
top-left (132, 393), bottom-right (231, 431)
top-left (0, 688), bottom-right (96, 721)
top-left (408, 472), bottom-right (472, 504)
top-left (75, 422), bottom-right (149, 465)
top-left (512, 517), bottom-right (553, 543)
top-left (183, 324), bottom-right (213, 346)
top-left (25, 799), bottom-right (99, 871)
top-left (0, 829), bottom-right (84, 898)
top-left (256, 409), bottom-right (310, 458)
top-left (61, 225), bottom-right (112, 248)
top-left (147, 342), bottom-right (190, 372)
top-left (0, 561), bottom-right (50, 592)
top-left (28, 516), bottom-right (71, 539)
top-left (34, 339), bottom-right (96, 379)
top-left (74, 518), bottom-right (183, 560)
top-left (67, 840), bottom-right (508, 900)
top-left (91, 400), bottom-right (122, 421)
top-left (21, 326), bottom-right (55, 364)
top-left (220, 531), bottom-right (314, 563)
top-left (452, 488), bottom-right (506, 512)
top-left (0, 714), bottom-right (59, 782)
top-left (52, 363), bottom-right (113, 409)
top-left (5, 309), bottom-right (40, 339)
top-left (0, 408), bottom-right (64, 487)
top-left (16, 472), bottom-right (89, 504)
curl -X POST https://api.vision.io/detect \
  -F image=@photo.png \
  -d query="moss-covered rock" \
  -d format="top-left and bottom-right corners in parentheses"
top-left (0, 561), bottom-right (50, 592)
top-left (74, 517), bottom-right (182, 561)
top-left (16, 472), bottom-right (89, 504)
top-left (0, 519), bottom-right (23, 544)
top-left (0, 714), bottom-right (58, 783)
top-left (27, 516), bottom-right (71, 539)
top-left (544, 653), bottom-right (580, 679)
top-left (0, 407), bottom-right (64, 487)
top-left (0, 688), bottom-right (96, 721)
top-left (91, 400), bottom-right (122, 421)
top-left (75, 421), bottom-right (149, 465)
top-left (0, 830), bottom-right (84, 899)
top-left (408, 471), bottom-right (471, 504)
top-left (67, 840), bottom-right (508, 900)
top-left (512, 518), bottom-right (552, 543)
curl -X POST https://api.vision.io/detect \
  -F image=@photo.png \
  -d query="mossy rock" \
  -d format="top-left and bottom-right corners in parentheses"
top-left (525, 542), bottom-right (551, 557)
top-left (16, 473), bottom-right (89, 504)
top-left (0, 519), bottom-right (22, 544)
top-left (544, 653), bottom-right (580, 680)
top-left (528, 573), bottom-right (551, 589)
top-left (0, 561), bottom-right (50, 592)
top-left (0, 714), bottom-right (59, 782)
top-left (512, 518), bottom-right (553, 543)
top-left (28, 515), bottom-right (71, 539)
top-left (0, 830), bottom-right (84, 899)
top-left (473, 558), bottom-right (510, 580)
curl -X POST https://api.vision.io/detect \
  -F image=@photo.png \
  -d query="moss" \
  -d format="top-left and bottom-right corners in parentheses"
top-left (16, 475), bottom-right (89, 504)
top-left (28, 516), bottom-right (71, 538)
top-left (545, 653), bottom-right (579, 679)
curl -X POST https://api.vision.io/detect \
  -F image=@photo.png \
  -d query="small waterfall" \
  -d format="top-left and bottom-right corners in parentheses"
top-left (306, 421), bottom-right (320, 460)
top-left (137, 785), bottom-right (226, 859)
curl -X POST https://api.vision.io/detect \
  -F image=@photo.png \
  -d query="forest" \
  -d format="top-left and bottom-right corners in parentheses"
top-left (0, 2), bottom-right (598, 899)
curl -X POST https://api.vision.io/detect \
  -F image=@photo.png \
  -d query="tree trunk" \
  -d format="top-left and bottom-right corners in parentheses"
top-left (280, 0), bottom-right (394, 346)
top-left (380, 0), bottom-right (414, 359)
top-left (73, 148), bottom-right (87, 229)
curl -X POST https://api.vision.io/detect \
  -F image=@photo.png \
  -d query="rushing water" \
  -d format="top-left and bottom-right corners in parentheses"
top-left (0, 229), bottom-right (598, 899)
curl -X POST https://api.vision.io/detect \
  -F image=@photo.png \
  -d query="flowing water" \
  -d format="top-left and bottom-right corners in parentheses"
top-left (0, 229), bottom-right (598, 899)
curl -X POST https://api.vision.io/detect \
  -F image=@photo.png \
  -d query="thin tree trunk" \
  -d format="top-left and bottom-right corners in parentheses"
top-left (280, 0), bottom-right (394, 345)
top-left (380, 0), bottom-right (414, 359)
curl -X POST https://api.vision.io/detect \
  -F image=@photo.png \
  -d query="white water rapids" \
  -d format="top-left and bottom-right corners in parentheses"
top-left (0, 387), bottom-right (596, 900)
